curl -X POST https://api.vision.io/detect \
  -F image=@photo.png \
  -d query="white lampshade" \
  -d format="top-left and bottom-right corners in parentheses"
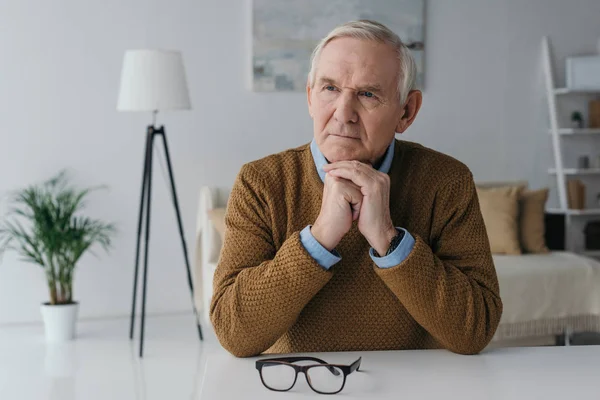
top-left (117, 49), bottom-right (191, 112)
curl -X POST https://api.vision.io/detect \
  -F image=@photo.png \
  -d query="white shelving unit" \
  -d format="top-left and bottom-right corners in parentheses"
top-left (548, 168), bottom-right (600, 175)
top-left (549, 128), bottom-right (600, 135)
top-left (554, 88), bottom-right (600, 95)
top-left (542, 36), bottom-right (600, 254)
top-left (546, 208), bottom-right (600, 216)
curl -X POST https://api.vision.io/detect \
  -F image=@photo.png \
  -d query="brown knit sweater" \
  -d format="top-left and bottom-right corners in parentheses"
top-left (210, 139), bottom-right (502, 357)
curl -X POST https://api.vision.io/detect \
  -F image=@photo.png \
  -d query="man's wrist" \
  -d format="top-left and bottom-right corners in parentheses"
top-left (373, 226), bottom-right (399, 256)
top-left (310, 224), bottom-right (339, 252)
top-left (370, 229), bottom-right (413, 267)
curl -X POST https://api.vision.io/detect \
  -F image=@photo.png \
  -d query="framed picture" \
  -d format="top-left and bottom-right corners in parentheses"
top-left (251, 0), bottom-right (425, 92)
top-left (566, 56), bottom-right (600, 90)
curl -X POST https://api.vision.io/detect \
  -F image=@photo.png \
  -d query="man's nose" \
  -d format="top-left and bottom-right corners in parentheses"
top-left (333, 92), bottom-right (359, 124)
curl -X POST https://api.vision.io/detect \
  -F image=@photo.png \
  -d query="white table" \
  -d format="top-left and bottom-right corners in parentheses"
top-left (199, 345), bottom-right (600, 399)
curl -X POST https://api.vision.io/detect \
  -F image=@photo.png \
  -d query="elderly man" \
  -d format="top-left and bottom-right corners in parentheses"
top-left (210, 20), bottom-right (502, 357)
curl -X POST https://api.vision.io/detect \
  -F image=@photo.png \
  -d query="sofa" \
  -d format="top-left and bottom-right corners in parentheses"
top-left (194, 185), bottom-right (600, 348)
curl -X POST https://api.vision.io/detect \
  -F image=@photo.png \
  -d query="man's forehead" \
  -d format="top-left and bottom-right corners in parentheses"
top-left (316, 37), bottom-right (398, 87)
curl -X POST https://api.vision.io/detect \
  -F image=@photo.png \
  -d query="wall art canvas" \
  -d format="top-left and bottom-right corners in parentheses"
top-left (252, 0), bottom-right (425, 92)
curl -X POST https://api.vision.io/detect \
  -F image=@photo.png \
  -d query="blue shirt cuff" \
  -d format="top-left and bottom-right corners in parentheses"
top-left (369, 228), bottom-right (415, 269)
top-left (299, 225), bottom-right (341, 270)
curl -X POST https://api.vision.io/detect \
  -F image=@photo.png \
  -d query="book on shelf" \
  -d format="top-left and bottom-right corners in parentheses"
top-left (567, 179), bottom-right (586, 210)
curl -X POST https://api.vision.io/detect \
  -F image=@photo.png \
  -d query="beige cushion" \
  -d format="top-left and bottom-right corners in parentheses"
top-left (477, 186), bottom-right (524, 255)
top-left (207, 208), bottom-right (226, 242)
top-left (476, 180), bottom-right (528, 190)
top-left (520, 188), bottom-right (550, 254)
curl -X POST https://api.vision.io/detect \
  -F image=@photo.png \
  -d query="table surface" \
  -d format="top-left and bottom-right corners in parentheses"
top-left (199, 345), bottom-right (600, 399)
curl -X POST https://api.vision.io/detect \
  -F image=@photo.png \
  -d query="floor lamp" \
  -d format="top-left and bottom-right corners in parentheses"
top-left (117, 50), bottom-right (203, 357)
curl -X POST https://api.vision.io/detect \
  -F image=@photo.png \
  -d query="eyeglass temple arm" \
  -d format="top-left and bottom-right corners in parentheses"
top-left (256, 356), bottom-right (341, 376)
top-left (349, 357), bottom-right (362, 373)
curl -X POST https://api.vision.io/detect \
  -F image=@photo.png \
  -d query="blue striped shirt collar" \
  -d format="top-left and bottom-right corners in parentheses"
top-left (310, 138), bottom-right (395, 183)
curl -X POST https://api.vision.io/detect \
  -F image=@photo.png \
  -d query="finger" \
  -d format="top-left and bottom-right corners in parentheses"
top-left (341, 180), bottom-right (363, 207)
top-left (327, 165), bottom-right (377, 189)
top-left (323, 160), bottom-right (368, 171)
top-left (325, 161), bottom-right (379, 178)
top-left (326, 173), bottom-right (362, 191)
top-left (349, 191), bottom-right (362, 221)
top-left (329, 175), bottom-right (363, 213)
top-left (352, 204), bottom-right (360, 221)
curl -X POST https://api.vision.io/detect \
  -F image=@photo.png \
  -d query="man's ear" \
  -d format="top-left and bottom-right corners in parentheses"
top-left (395, 90), bottom-right (422, 134)
top-left (307, 82), bottom-right (313, 118)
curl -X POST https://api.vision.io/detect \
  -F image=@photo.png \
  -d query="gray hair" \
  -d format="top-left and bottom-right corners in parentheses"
top-left (308, 20), bottom-right (417, 105)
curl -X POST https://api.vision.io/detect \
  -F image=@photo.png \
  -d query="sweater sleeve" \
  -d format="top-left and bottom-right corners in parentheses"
top-left (210, 164), bottom-right (333, 357)
top-left (373, 172), bottom-right (503, 355)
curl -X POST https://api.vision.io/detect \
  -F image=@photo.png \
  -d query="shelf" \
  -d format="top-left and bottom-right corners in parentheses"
top-left (548, 168), bottom-right (600, 175)
top-left (554, 88), bottom-right (600, 95)
top-left (550, 128), bottom-right (600, 135)
top-left (546, 208), bottom-right (600, 215)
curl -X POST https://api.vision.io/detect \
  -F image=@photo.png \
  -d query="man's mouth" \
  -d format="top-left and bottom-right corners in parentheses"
top-left (330, 134), bottom-right (360, 140)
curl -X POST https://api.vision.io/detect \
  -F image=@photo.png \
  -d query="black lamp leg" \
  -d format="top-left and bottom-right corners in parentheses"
top-left (130, 128), bottom-right (152, 340)
top-left (139, 130), bottom-right (155, 358)
top-left (130, 124), bottom-right (204, 357)
top-left (158, 130), bottom-right (204, 341)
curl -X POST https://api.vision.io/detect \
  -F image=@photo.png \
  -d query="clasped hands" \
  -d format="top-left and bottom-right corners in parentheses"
top-left (311, 161), bottom-right (398, 256)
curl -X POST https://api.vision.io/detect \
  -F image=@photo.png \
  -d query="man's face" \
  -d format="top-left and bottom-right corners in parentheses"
top-left (307, 37), bottom-right (406, 166)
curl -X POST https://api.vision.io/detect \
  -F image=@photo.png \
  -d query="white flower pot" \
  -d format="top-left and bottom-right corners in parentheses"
top-left (40, 302), bottom-right (79, 342)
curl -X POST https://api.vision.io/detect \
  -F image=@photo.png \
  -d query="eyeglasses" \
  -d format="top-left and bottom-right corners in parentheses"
top-left (255, 356), bottom-right (362, 395)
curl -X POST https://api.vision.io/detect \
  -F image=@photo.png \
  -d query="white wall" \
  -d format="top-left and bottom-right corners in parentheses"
top-left (1, 0), bottom-right (600, 324)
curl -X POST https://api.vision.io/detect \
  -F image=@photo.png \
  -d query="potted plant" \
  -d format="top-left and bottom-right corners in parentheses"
top-left (0, 171), bottom-right (115, 342)
top-left (571, 111), bottom-right (584, 129)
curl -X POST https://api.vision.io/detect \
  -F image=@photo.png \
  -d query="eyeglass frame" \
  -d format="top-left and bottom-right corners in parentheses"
top-left (255, 356), bottom-right (362, 395)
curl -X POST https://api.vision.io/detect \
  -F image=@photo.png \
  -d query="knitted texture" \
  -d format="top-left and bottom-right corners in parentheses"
top-left (210, 139), bottom-right (503, 357)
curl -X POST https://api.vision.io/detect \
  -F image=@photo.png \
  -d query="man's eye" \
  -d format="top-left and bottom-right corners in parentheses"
top-left (360, 91), bottom-right (376, 98)
top-left (325, 85), bottom-right (336, 91)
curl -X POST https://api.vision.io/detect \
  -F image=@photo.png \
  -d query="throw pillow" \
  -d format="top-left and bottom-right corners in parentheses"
top-left (207, 208), bottom-right (226, 242)
top-left (520, 188), bottom-right (550, 253)
top-left (476, 186), bottom-right (524, 255)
